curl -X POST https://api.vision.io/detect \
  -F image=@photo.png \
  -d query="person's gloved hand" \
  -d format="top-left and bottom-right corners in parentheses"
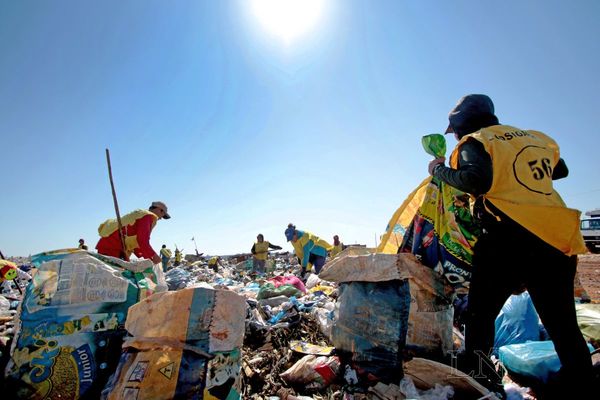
top-left (428, 157), bottom-right (446, 175)
top-left (299, 268), bottom-right (306, 279)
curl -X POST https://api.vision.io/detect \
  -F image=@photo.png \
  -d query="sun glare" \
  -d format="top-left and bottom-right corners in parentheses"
top-left (250, 0), bottom-right (326, 44)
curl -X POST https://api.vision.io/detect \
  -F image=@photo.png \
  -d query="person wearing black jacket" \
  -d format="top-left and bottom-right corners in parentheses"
top-left (428, 94), bottom-right (594, 398)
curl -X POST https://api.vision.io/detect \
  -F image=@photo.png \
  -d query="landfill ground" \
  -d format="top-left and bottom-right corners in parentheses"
top-left (578, 253), bottom-right (600, 303)
top-left (1, 251), bottom-right (599, 399)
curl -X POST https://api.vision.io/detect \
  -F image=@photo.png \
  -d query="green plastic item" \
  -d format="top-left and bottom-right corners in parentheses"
top-left (257, 282), bottom-right (303, 300)
top-left (422, 134), bottom-right (446, 158)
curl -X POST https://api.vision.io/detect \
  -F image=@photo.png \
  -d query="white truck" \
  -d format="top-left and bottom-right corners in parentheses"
top-left (581, 209), bottom-right (600, 253)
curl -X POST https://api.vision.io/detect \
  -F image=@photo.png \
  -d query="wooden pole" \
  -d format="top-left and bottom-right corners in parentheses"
top-left (105, 149), bottom-right (128, 261)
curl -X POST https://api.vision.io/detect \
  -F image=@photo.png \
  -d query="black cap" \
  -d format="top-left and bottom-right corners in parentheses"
top-left (445, 94), bottom-right (496, 136)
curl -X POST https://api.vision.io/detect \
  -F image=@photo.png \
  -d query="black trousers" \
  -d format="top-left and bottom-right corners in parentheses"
top-left (463, 216), bottom-right (594, 396)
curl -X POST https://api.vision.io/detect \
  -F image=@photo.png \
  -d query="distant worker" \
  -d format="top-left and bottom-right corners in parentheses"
top-left (78, 238), bottom-right (88, 250)
top-left (174, 248), bottom-right (183, 266)
top-left (208, 256), bottom-right (222, 273)
top-left (251, 234), bottom-right (282, 273)
top-left (96, 201), bottom-right (171, 264)
top-left (284, 223), bottom-right (332, 276)
top-left (160, 244), bottom-right (172, 272)
top-left (329, 235), bottom-right (345, 259)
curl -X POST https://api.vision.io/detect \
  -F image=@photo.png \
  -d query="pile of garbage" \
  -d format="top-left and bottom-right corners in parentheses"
top-left (2, 246), bottom-right (599, 399)
top-left (0, 257), bottom-right (31, 380)
top-left (156, 248), bottom-right (495, 399)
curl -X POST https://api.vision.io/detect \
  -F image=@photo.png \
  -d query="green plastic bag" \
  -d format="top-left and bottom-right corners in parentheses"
top-left (257, 283), bottom-right (302, 300)
top-left (422, 134), bottom-right (446, 158)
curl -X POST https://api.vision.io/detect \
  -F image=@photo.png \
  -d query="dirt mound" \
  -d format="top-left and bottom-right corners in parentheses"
top-left (578, 254), bottom-right (600, 303)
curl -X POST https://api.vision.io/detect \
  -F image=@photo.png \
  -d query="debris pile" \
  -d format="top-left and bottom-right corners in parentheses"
top-left (2, 248), bottom-right (599, 399)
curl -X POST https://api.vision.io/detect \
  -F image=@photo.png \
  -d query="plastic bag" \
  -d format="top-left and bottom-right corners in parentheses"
top-left (399, 178), bottom-right (479, 294)
top-left (400, 376), bottom-right (454, 400)
top-left (268, 275), bottom-right (307, 293)
top-left (165, 267), bottom-right (192, 290)
top-left (498, 340), bottom-right (595, 383)
top-left (312, 307), bottom-right (334, 340)
top-left (289, 340), bottom-right (334, 356)
top-left (280, 355), bottom-right (340, 390)
top-left (576, 303), bottom-right (600, 345)
top-left (421, 133), bottom-right (446, 158)
top-left (257, 283), bottom-right (303, 300)
top-left (0, 294), bottom-right (10, 312)
top-left (494, 291), bottom-right (542, 353)
top-left (305, 273), bottom-right (321, 290)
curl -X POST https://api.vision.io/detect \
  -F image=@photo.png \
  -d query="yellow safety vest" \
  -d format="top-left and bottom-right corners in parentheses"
top-left (293, 232), bottom-right (332, 264)
top-left (208, 257), bottom-right (218, 266)
top-left (97, 209), bottom-right (158, 255)
top-left (291, 240), bottom-right (304, 263)
top-left (160, 248), bottom-right (172, 258)
top-left (254, 241), bottom-right (270, 261)
top-left (175, 251), bottom-right (182, 262)
top-left (302, 232), bottom-right (332, 254)
top-left (330, 243), bottom-right (343, 258)
top-left (450, 125), bottom-right (586, 255)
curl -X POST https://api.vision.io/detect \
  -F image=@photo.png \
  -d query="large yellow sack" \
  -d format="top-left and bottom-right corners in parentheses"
top-left (377, 178), bottom-right (430, 255)
top-left (102, 287), bottom-right (247, 399)
top-left (103, 339), bottom-right (242, 400)
top-left (5, 250), bottom-right (166, 400)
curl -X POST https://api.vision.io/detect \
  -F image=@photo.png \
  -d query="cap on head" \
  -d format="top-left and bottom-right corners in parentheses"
top-left (151, 201), bottom-right (171, 219)
top-left (79, 238), bottom-right (84, 243)
top-left (445, 94), bottom-right (497, 138)
top-left (285, 224), bottom-right (296, 242)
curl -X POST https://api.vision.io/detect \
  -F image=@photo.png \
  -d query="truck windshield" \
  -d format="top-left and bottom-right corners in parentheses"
top-left (581, 219), bottom-right (600, 230)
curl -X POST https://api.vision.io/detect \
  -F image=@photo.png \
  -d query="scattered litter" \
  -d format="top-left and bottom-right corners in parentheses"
top-left (3, 248), bottom-right (591, 399)
top-left (289, 340), bottom-right (334, 356)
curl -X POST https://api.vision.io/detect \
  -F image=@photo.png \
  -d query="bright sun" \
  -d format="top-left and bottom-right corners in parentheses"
top-left (250, 0), bottom-right (326, 43)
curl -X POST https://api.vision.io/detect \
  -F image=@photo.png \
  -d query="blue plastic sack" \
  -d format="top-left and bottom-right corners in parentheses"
top-left (165, 267), bottom-right (192, 290)
top-left (494, 292), bottom-right (542, 353)
top-left (332, 280), bottom-right (411, 383)
top-left (499, 340), bottom-right (595, 383)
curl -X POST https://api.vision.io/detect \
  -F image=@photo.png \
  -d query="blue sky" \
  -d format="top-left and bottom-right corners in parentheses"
top-left (1, 0), bottom-right (599, 257)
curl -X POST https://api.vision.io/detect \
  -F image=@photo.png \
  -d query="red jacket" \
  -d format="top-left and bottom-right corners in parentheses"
top-left (96, 210), bottom-right (158, 260)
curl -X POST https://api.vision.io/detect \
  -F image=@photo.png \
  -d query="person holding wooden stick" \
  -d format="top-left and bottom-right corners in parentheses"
top-left (96, 201), bottom-right (170, 264)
